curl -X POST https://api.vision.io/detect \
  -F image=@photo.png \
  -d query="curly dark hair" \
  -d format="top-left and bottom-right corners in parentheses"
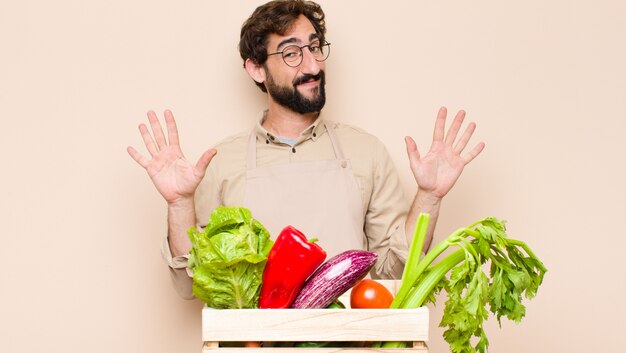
top-left (239, 0), bottom-right (326, 92)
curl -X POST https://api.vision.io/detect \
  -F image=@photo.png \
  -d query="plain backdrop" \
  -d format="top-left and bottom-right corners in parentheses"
top-left (1, 1), bottom-right (625, 352)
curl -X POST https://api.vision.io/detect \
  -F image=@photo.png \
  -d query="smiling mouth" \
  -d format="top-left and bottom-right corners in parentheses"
top-left (299, 79), bottom-right (318, 87)
top-left (294, 74), bottom-right (321, 86)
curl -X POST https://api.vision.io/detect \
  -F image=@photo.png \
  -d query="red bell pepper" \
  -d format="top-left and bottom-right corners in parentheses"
top-left (258, 226), bottom-right (327, 308)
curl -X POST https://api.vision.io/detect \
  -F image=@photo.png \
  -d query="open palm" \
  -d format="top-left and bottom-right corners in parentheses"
top-left (127, 110), bottom-right (216, 204)
top-left (406, 107), bottom-right (485, 199)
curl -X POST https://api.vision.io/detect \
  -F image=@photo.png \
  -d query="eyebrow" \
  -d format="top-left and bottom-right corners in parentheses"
top-left (275, 33), bottom-right (322, 51)
top-left (276, 37), bottom-right (298, 51)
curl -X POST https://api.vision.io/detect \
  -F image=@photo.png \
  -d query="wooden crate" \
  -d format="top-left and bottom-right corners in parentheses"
top-left (201, 280), bottom-right (429, 352)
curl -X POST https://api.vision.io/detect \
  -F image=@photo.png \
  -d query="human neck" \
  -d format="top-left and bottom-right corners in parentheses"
top-left (263, 103), bottom-right (318, 140)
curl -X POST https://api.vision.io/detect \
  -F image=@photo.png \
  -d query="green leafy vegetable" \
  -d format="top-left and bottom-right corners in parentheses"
top-left (378, 214), bottom-right (547, 353)
top-left (187, 206), bottom-right (273, 308)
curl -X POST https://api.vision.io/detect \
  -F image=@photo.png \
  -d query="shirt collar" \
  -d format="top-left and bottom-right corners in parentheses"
top-left (254, 110), bottom-right (327, 145)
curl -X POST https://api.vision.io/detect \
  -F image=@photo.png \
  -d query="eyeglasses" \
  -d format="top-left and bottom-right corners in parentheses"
top-left (267, 41), bottom-right (331, 67)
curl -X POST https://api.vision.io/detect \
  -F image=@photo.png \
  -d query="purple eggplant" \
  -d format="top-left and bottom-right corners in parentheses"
top-left (291, 250), bottom-right (377, 309)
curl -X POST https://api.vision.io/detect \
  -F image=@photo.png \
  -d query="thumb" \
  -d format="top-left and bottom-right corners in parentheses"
top-left (195, 148), bottom-right (217, 176)
top-left (405, 136), bottom-right (420, 163)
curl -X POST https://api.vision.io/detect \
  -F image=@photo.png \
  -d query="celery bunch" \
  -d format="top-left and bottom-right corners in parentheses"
top-left (379, 214), bottom-right (547, 353)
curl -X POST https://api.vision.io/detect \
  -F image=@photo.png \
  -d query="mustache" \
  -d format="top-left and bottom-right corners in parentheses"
top-left (293, 71), bottom-right (325, 86)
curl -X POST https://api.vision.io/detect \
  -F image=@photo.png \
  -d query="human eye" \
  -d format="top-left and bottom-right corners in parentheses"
top-left (310, 39), bottom-right (322, 49)
top-left (309, 44), bottom-right (321, 53)
top-left (282, 46), bottom-right (301, 60)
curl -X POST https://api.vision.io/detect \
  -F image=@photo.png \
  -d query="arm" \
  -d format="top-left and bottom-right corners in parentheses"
top-left (127, 110), bottom-right (217, 296)
top-left (404, 107), bottom-right (485, 251)
top-left (166, 198), bottom-right (196, 257)
top-left (404, 191), bottom-right (441, 253)
top-left (364, 141), bottom-right (410, 279)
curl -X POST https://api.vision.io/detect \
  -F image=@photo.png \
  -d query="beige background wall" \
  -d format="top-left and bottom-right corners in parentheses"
top-left (1, 0), bottom-right (624, 352)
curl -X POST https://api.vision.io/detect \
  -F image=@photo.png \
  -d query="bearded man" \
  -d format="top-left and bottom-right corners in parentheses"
top-left (127, 0), bottom-right (484, 299)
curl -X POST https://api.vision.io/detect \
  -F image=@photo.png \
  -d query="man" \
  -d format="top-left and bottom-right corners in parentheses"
top-left (127, 0), bottom-right (484, 299)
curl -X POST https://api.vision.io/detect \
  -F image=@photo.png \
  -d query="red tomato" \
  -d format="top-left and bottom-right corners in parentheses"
top-left (350, 279), bottom-right (394, 308)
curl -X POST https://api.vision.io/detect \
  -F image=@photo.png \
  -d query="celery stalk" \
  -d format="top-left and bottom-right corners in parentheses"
top-left (379, 215), bottom-right (547, 353)
top-left (399, 249), bottom-right (464, 309)
top-left (393, 213), bottom-right (429, 308)
top-left (391, 225), bottom-right (468, 308)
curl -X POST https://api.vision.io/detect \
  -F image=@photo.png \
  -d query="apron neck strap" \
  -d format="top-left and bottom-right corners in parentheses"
top-left (246, 122), bottom-right (346, 170)
top-left (247, 129), bottom-right (258, 170)
top-left (324, 122), bottom-right (346, 160)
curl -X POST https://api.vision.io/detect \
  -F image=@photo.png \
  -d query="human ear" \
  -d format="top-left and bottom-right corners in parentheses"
top-left (244, 58), bottom-right (266, 85)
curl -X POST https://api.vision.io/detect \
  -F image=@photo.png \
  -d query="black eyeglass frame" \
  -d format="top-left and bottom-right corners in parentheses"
top-left (267, 41), bottom-right (331, 67)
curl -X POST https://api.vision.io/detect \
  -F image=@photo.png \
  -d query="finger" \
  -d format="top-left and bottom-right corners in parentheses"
top-left (147, 110), bottom-right (168, 149)
top-left (127, 146), bottom-right (149, 168)
top-left (444, 110), bottom-right (466, 146)
top-left (139, 123), bottom-right (159, 157)
top-left (461, 142), bottom-right (485, 164)
top-left (164, 109), bottom-right (180, 147)
top-left (195, 149), bottom-right (218, 176)
top-left (432, 106), bottom-right (447, 142)
top-left (405, 136), bottom-right (420, 167)
top-left (453, 121), bottom-right (477, 153)
top-left (405, 136), bottom-right (419, 158)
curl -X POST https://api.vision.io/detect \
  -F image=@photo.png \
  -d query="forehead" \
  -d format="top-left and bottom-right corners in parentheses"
top-left (267, 15), bottom-right (319, 50)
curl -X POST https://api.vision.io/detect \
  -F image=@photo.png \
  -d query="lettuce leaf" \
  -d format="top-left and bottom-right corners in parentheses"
top-left (188, 206), bottom-right (273, 308)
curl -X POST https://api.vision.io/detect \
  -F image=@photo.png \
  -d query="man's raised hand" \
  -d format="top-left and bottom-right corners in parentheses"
top-left (127, 110), bottom-right (216, 204)
top-left (406, 107), bottom-right (485, 199)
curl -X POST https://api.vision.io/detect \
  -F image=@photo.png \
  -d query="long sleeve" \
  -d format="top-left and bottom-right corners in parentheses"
top-left (160, 163), bottom-right (223, 299)
top-left (364, 141), bottom-right (410, 279)
top-left (161, 236), bottom-right (194, 299)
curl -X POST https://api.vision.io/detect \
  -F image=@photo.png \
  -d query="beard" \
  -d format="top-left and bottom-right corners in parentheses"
top-left (265, 70), bottom-right (326, 114)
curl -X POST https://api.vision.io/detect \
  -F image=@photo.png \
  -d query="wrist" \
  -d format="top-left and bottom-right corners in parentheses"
top-left (415, 190), bottom-right (442, 207)
top-left (166, 197), bottom-right (195, 257)
top-left (167, 196), bottom-right (195, 210)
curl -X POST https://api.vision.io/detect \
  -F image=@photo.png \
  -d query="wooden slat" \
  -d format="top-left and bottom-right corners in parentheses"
top-left (202, 307), bottom-right (429, 342)
top-left (201, 280), bottom-right (428, 351)
top-left (202, 342), bottom-right (428, 353)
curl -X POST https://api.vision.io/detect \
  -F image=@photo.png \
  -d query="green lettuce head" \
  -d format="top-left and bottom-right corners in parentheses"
top-left (188, 206), bottom-right (273, 308)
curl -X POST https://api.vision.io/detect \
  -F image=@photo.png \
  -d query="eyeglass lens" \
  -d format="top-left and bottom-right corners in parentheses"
top-left (282, 43), bottom-right (330, 66)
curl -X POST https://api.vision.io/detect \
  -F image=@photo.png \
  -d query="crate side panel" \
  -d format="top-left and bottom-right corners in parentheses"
top-left (202, 308), bottom-right (429, 342)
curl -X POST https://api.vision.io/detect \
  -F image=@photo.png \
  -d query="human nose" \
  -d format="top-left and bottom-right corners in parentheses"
top-left (299, 46), bottom-right (322, 74)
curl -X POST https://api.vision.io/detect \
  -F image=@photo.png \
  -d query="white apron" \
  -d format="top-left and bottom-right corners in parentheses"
top-left (242, 123), bottom-right (365, 258)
